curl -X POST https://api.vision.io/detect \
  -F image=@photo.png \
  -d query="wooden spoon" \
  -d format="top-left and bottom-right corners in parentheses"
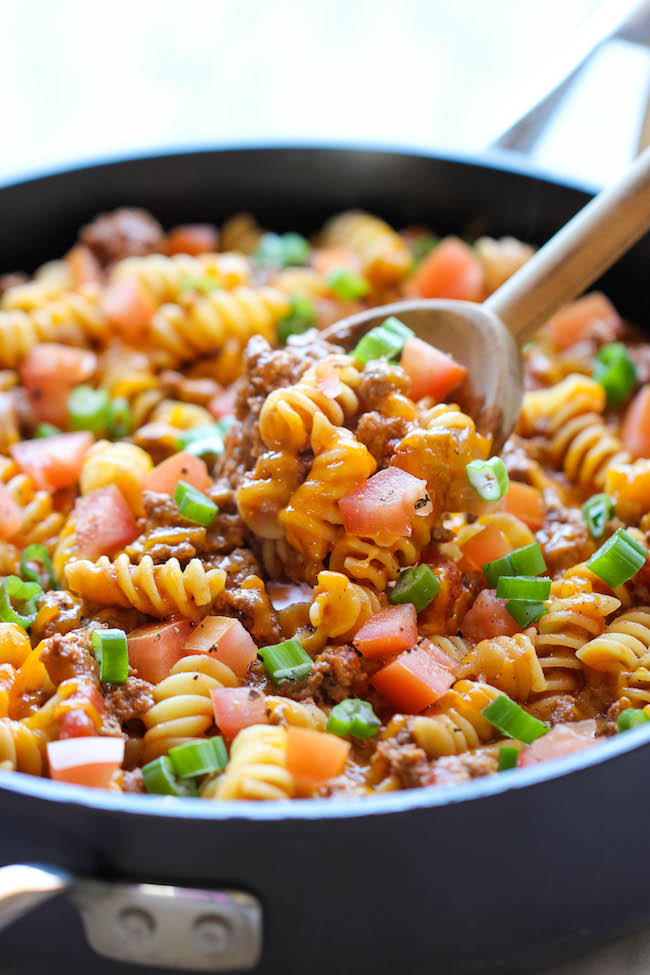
top-left (324, 147), bottom-right (650, 452)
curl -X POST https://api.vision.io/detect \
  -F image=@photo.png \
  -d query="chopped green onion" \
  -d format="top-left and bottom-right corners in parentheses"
top-left (586, 528), bottom-right (647, 588)
top-left (497, 745), bottom-right (519, 771)
top-left (216, 415), bottom-right (235, 436)
top-left (483, 542), bottom-right (546, 587)
top-left (176, 425), bottom-right (224, 464)
top-left (179, 275), bottom-right (222, 294)
top-left (177, 424), bottom-right (223, 449)
top-left (582, 493), bottom-right (614, 540)
top-left (482, 695), bottom-right (548, 744)
top-left (326, 699), bottom-right (380, 739)
top-left (465, 457), bottom-right (510, 502)
top-left (107, 397), bottom-right (133, 438)
top-left (91, 628), bottom-right (129, 684)
top-left (0, 576), bottom-right (43, 628)
top-left (593, 342), bottom-right (637, 407)
top-left (496, 576), bottom-right (551, 601)
top-left (617, 708), bottom-right (650, 732)
top-left (184, 437), bottom-right (225, 465)
top-left (142, 756), bottom-right (198, 797)
top-left (410, 233), bottom-right (439, 265)
top-left (505, 599), bottom-right (549, 628)
top-left (390, 564), bottom-right (440, 612)
top-left (258, 639), bottom-right (312, 685)
top-left (277, 294), bottom-right (317, 345)
top-left (255, 232), bottom-right (311, 268)
top-left (68, 385), bottom-right (111, 435)
top-left (174, 480), bottom-right (218, 527)
top-left (168, 736), bottom-right (228, 778)
top-left (20, 544), bottom-right (57, 590)
top-left (352, 316), bottom-right (414, 365)
top-left (326, 268), bottom-right (370, 301)
top-left (35, 422), bottom-right (61, 438)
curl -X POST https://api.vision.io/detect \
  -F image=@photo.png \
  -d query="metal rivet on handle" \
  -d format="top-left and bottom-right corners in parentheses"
top-left (193, 914), bottom-right (232, 955)
top-left (117, 906), bottom-right (155, 944)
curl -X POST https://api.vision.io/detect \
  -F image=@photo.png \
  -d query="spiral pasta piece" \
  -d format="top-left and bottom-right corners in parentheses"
top-left (458, 630), bottom-right (547, 700)
top-left (576, 608), bottom-right (650, 673)
top-left (474, 236), bottom-right (534, 294)
top-left (0, 719), bottom-right (45, 775)
top-left (1, 260), bottom-right (72, 311)
top-left (0, 461), bottom-right (65, 551)
top-left (98, 345), bottom-right (164, 429)
top-left (265, 696), bottom-right (327, 731)
top-left (65, 555), bottom-right (226, 617)
top-left (237, 450), bottom-right (306, 540)
top-left (321, 210), bottom-right (411, 287)
top-left (111, 252), bottom-right (251, 305)
top-left (80, 440), bottom-right (153, 514)
top-left (412, 680), bottom-right (501, 758)
top-left (205, 724), bottom-right (294, 800)
top-left (303, 570), bottom-right (380, 652)
top-left (143, 654), bottom-right (238, 761)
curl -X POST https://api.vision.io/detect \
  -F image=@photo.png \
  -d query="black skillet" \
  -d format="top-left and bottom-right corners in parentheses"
top-left (1, 146), bottom-right (649, 975)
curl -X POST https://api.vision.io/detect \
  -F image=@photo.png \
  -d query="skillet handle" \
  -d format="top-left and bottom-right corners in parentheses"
top-left (0, 863), bottom-right (263, 971)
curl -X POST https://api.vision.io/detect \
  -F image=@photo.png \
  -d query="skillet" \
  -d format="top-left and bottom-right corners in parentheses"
top-left (1, 145), bottom-right (650, 975)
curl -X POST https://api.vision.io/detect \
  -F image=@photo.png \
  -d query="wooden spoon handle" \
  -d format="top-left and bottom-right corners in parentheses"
top-left (484, 146), bottom-right (650, 344)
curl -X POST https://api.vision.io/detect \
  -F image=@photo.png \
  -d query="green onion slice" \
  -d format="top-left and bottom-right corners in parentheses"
top-left (68, 385), bottom-right (111, 435)
top-left (0, 576), bottom-right (43, 628)
top-left (593, 342), bottom-right (637, 407)
top-left (496, 576), bottom-right (551, 601)
top-left (326, 268), bottom-right (370, 301)
top-left (107, 397), bottom-right (133, 438)
top-left (176, 425), bottom-right (224, 464)
top-left (91, 628), bottom-right (129, 684)
top-left (582, 493), bottom-right (614, 540)
top-left (465, 457), bottom-right (510, 502)
top-left (277, 293), bottom-right (317, 345)
top-left (174, 480), bottom-right (218, 527)
top-left (326, 699), bottom-right (381, 739)
top-left (142, 756), bottom-right (198, 797)
top-left (497, 745), bottom-right (519, 771)
top-left (505, 599), bottom-right (549, 628)
top-left (352, 316), bottom-right (414, 365)
top-left (35, 422), bottom-right (61, 438)
top-left (258, 639), bottom-right (312, 685)
top-left (617, 708), bottom-right (650, 732)
top-left (586, 528), bottom-right (647, 588)
top-left (20, 544), bottom-right (57, 590)
top-left (168, 736), bottom-right (228, 778)
top-left (482, 695), bottom-right (548, 744)
top-left (483, 542), bottom-right (546, 587)
top-left (390, 564), bottom-right (440, 612)
top-left (255, 232), bottom-right (311, 268)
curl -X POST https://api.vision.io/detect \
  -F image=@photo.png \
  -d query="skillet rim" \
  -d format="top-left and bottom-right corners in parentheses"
top-left (0, 142), bottom-right (638, 822)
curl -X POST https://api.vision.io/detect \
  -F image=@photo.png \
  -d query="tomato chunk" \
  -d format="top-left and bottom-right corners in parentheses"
top-left (266, 582), bottom-right (313, 610)
top-left (460, 590), bottom-right (521, 642)
top-left (400, 336), bottom-right (467, 403)
top-left (11, 432), bottom-right (93, 491)
top-left (208, 388), bottom-right (237, 420)
top-left (20, 344), bottom-right (97, 426)
top-left (409, 237), bottom-right (484, 301)
top-left (0, 484), bottom-right (22, 541)
top-left (339, 467), bottom-right (431, 538)
top-left (548, 293), bottom-right (620, 351)
top-left (47, 736), bottom-right (124, 789)
top-left (460, 523), bottom-right (510, 572)
top-left (143, 452), bottom-right (211, 496)
top-left (184, 616), bottom-right (257, 678)
top-left (501, 482), bottom-right (545, 531)
top-left (165, 224), bottom-right (219, 256)
top-left (354, 604), bottom-right (417, 658)
top-left (211, 687), bottom-right (268, 740)
top-left (286, 727), bottom-right (350, 790)
top-left (519, 720), bottom-right (598, 767)
top-left (101, 276), bottom-right (155, 341)
top-left (371, 643), bottom-right (457, 713)
top-left (622, 385), bottom-right (650, 459)
top-left (75, 485), bottom-right (138, 560)
top-left (127, 618), bottom-right (197, 684)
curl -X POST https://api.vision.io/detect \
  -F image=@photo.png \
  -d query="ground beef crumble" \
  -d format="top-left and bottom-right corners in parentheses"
top-left (104, 677), bottom-right (154, 725)
top-left (80, 207), bottom-right (165, 266)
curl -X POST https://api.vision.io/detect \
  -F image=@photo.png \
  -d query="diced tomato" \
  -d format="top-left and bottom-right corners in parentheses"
top-left (266, 582), bottom-right (313, 610)
top-left (0, 484), bottom-right (22, 541)
top-left (208, 388), bottom-right (237, 420)
top-left (312, 245), bottom-right (362, 278)
top-left (409, 237), bottom-right (484, 301)
top-left (371, 643), bottom-right (457, 713)
top-left (519, 720), bottom-right (598, 767)
top-left (339, 467), bottom-right (431, 538)
top-left (354, 604), bottom-right (417, 658)
top-left (143, 451), bottom-right (211, 496)
top-left (460, 589), bottom-right (521, 642)
top-left (55, 677), bottom-right (107, 734)
top-left (20, 344), bottom-right (97, 426)
top-left (622, 385), bottom-right (650, 458)
top-left (101, 276), bottom-right (155, 341)
top-left (460, 523), bottom-right (510, 572)
top-left (548, 293), bottom-right (620, 351)
top-left (11, 432), bottom-right (93, 492)
top-left (59, 710), bottom-right (97, 739)
top-left (286, 727), bottom-right (350, 790)
top-left (47, 736), bottom-right (124, 789)
top-left (184, 616), bottom-right (257, 679)
top-left (127, 618), bottom-right (197, 684)
top-left (165, 224), bottom-right (219, 256)
top-left (75, 485), bottom-right (138, 560)
top-left (501, 481), bottom-right (545, 531)
top-left (66, 244), bottom-right (104, 287)
top-left (312, 360), bottom-right (343, 398)
top-left (211, 687), bottom-right (268, 740)
top-left (400, 336), bottom-right (467, 403)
